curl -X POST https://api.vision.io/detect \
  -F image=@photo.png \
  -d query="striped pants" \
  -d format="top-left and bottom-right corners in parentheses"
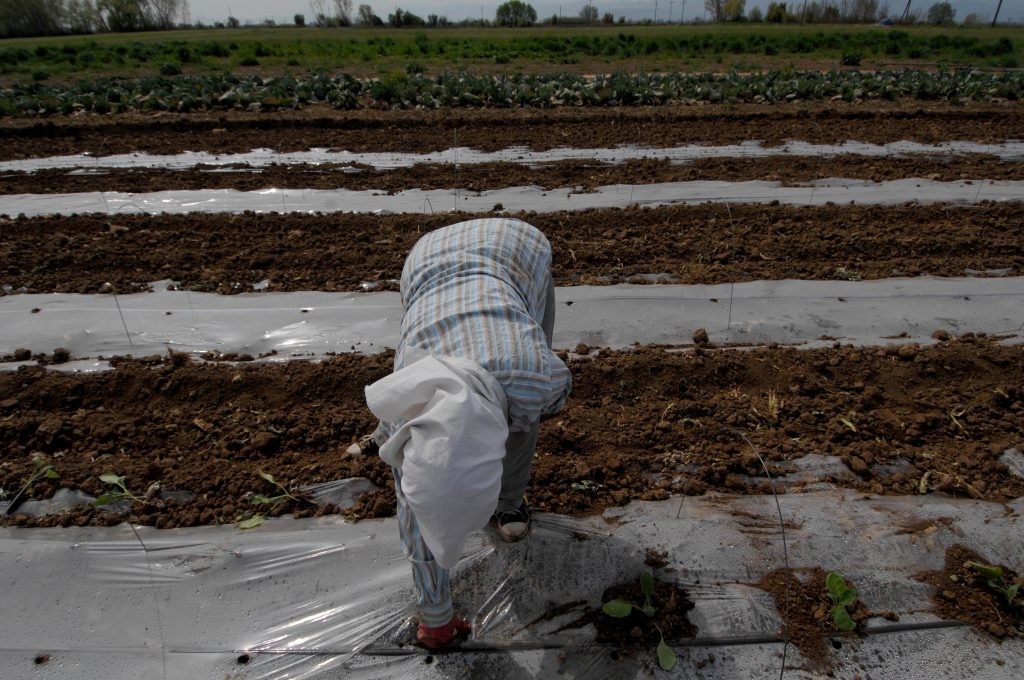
top-left (385, 278), bottom-right (555, 626)
top-left (390, 425), bottom-right (539, 626)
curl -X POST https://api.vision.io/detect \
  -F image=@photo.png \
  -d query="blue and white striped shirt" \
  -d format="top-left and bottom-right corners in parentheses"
top-left (394, 218), bottom-right (571, 431)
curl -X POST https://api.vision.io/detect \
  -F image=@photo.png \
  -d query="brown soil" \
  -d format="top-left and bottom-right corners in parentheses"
top-left (916, 544), bottom-right (1024, 640)
top-left (0, 103), bottom-right (1019, 160)
top-left (2, 202), bottom-right (1022, 295)
top-left (2, 338), bottom-right (1022, 529)
top-left (534, 574), bottom-right (696, 662)
top-left (590, 577), bottom-right (697, 646)
top-left (756, 568), bottom-right (873, 672)
top-left (3, 155), bottom-right (1020, 195)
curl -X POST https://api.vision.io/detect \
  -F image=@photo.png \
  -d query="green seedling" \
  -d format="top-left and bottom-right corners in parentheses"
top-left (602, 572), bottom-right (677, 671)
top-left (95, 473), bottom-right (144, 507)
top-left (24, 455), bottom-right (59, 491)
top-left (825, 571), bottom-right (858, 631)
top-left (237, 470), bottom-right (300, 530)
top-left (966, 562), bottom-right (1024, 611)
top-left (1, 455), bottom-right (59, 518)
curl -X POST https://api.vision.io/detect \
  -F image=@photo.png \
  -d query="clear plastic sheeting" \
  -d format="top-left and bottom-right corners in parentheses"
top-left (1, 490), bottom-right (1022, 680)
top-left (0, 178), bottom-right (1021, 218)
top-left (1, 277), bottom-right (1021, 365)
top-left (3, 141), bottom-right (1023, 173)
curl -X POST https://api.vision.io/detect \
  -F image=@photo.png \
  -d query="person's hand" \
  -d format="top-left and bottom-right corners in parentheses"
top-left (417, 614), bottom-right (471, 649)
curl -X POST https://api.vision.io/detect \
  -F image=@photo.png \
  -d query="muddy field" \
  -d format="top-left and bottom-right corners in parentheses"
top-left (1, 103), bottom-right (1021, 160)
top-left (3, 155), bottom-right (1022, 195)
top-left (1, 337), bottom-right (1021, 530)
top-left (1, 88), bottom-right (1023, 672)
top-left (2, 102), bottom-right (1021, 293)
top-left (2, 102), bottom-right (1023, 527)
top-left (1, 202), bottom-right (1022, 295)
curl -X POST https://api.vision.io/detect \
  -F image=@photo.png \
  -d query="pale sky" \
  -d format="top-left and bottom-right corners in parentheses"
top-left (190, 1), bottom-right (1021, 25)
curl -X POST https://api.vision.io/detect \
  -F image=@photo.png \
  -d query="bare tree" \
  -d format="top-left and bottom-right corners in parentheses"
top-left (0, 0), bottom-right (65, 37)
top-left (925, 1), bottom-right (954, 24)
top-left (97, 0), bottom-right (148, 32)
top-left (148, 0), bottom-right (188, 29)
top-left (65, 0), bottom-right (105, 32)
top-left (333, 0), bottom-right (352, 23)
top-left (309, 0), bottom-right (328, 25)
top-left (704, 0), bottom-right (726, 21)
top-left (357, 3), bottom-right (380, 25)
top-left (842, 0), bottom-right (878, 21)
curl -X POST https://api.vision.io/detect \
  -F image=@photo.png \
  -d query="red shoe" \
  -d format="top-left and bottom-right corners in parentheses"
top-left (417, 614), bottom-right (472, 650)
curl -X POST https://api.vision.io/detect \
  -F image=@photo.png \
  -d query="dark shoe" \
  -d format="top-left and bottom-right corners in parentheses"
top-left (345, 434), bottom-right (379, 456)
top-left (495, 502), bottom-right (531, 542)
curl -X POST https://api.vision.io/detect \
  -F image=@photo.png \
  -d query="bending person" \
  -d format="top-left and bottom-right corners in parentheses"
top-left (359, 218), bottom-right (572, 649)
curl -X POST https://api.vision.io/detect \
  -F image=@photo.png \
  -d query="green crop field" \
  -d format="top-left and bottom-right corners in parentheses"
top-left (1, 23), bottom-right (1021, 84)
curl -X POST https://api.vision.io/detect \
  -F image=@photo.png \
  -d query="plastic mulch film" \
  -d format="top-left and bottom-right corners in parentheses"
top-left (0, 179), bottom-right (1022, 218)
top-left (2, 141), bottom-right (1023, 173)
top-left (2, 278), bottom-right (1022, 367)
top-left (2, 489), bottom-right (1022, 680)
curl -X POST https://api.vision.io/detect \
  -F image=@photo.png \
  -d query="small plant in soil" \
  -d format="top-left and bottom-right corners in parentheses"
top-left (24, 455), bottom-right (59, 493)
top-left (759, 567), bottom-right (876, 671)
top-left (602, 572), bottom-right (677, 671)
top-left (237, 470), bottom-right (301, 529)
top-left (966, 562), bottom-right (1024, 615)
top-left (1, 455), bottom-right (59, 517)
top-left (918, 546), bottom-right (1024, 640)
top-left (825, 571), bottom-right (858, 631)
top-left (95, 473), bottom-right (145, 507)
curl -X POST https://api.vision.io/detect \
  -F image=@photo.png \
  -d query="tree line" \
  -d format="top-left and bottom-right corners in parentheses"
top-left (0, 0), bottom-right (190, 38)
top-left (0, 0), bottom-right (1000, 39)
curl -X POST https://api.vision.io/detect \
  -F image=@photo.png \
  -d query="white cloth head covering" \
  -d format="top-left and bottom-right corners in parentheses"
top-left (365, 349), bottom-right (508, 569)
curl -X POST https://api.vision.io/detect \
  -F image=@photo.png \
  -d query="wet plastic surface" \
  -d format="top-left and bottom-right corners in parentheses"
top-left (2, 141), bottom-right (1023, 173)
top-left (1, 278), bottom-right (1021, 365)
top-left (0, 178), bottom-right (1020, 218)
top-left (1, 490), bottom-right (1021, 679)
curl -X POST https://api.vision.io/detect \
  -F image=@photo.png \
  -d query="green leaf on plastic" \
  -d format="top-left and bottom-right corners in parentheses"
top-left (656, 638), bottom-right (677, 671)
top-left (825, 571), bottom-right (845, 593)
top-left (237, 516), bottom-right (266, 530)
top-left (826, 571), bottom-right (856, 606)
top-left (99, 473), bottom-right (123, 485)
top-left (966, 561), bottom-right (1003, 582)
top-left (602, 599), bottom-right (632, 618)
top-left (641, 571), bottom-right (654, 598)
top-left (95, 493), bottom-right (114, 506)
top-left (831, 605), bottom-right (856, 631)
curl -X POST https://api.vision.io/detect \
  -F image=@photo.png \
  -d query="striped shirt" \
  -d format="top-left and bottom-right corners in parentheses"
top-left (394, 218), bottom-right (571, 431)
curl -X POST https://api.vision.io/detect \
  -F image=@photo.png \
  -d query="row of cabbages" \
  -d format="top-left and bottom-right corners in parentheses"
top-left (2, 69), bottom-right (1020, 116)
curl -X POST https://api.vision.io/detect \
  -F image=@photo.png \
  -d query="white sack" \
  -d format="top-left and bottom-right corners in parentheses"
top-left (365, 350), bottom-right (509, 569)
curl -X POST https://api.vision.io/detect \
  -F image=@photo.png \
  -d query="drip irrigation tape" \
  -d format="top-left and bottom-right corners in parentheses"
top-left (163, 620), bottom-right (968, 659)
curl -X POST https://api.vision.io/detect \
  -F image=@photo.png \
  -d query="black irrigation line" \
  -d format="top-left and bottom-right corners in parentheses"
top-left (158, 620), bottom-right (969, 660)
